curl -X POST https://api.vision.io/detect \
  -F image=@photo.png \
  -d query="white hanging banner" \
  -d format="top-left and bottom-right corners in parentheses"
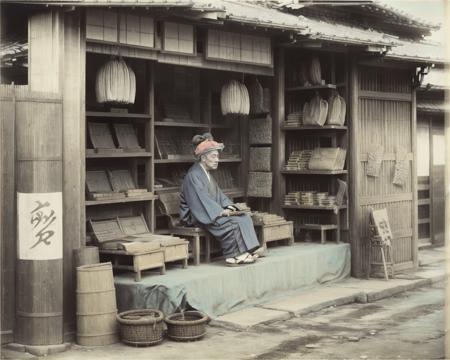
top-left (17, 192), bottom-right (63, 260)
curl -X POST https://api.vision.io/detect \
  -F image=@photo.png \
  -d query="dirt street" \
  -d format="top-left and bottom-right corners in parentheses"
top-left (2, 282), bottom-right (444, 360)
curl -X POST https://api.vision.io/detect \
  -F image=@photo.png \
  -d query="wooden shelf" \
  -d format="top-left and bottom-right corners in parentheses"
top-left (282, 204), bottom-right (347, 211)
top-left (223, 188), bottom-right (245, 198)
top-left (285, 84), bottom-right (337, 92)
top-left (86, 151), bottom-right (152, 158)
top-left (211, 123), bottom-right (232, 129)
top-left (155, 121), bottom-right (210, 128)
top-left (281, 125), bottom-right (347, 131)
top-left (86, 111), bottom-right (151, 119)
top-left (86, 194), bottom-right (157, 206)
top-left (281, 169), bottom-right (347, 175)
top-left (155, 158), bottom-right (241, 164)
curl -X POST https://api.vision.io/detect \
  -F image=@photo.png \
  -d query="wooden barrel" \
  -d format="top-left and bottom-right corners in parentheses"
top-left (15, 87), bottom-right (64, 346)
top-left (76, 262), bottom-right (118, 346)
top-left (73, 246), bottom-right (100, 268)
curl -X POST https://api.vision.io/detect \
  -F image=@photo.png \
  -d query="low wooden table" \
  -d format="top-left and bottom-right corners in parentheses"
top-left (298, 224), bottom-right (339, 244)
top-left (99, 248), bottom-right (165, 282)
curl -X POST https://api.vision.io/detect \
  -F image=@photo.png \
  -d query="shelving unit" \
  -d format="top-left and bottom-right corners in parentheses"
top-left (153, 65), bottom-right (247, 232)
top-left (84, 53), bottom-right (156, 234)
top-left (281, 50), bottom-right (349, 243)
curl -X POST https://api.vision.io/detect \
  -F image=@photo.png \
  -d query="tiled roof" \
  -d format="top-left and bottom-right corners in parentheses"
top-left (417, 100), bottom-right (449, 113)
top-left (386, 40), bottom-right (447, 64)
top-left (212, 1), bottom-right (305, 30)
top-left (297, 15), bottom-right (399, 46)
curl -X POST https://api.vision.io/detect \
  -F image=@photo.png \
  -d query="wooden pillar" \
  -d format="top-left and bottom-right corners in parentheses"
top-left (272, 47), bottom-right (285, 215)
top-left (62, 9), bottom-right (85, 341)
top-left (15, 10), bottom-right (64, 346)
top-left (411, 85), bottom-right (418, 267)
top-left (349, 57), bottom-right (362, 277)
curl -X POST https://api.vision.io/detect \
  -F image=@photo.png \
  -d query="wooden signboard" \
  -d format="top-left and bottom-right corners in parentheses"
top-left (370, 208), bottom-right (393, 246)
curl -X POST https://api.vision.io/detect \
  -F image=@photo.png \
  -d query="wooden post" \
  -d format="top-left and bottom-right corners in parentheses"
top-left (15, 10), bottom-right (64, 347)
top-left (272, 47), bottom-right (285, 215)
top-left (62, 9), bottom-right (85, 341)
top-left (349, 56), bottom-right (362, 277)
top-left (411, 83), bottom-right (418, 268)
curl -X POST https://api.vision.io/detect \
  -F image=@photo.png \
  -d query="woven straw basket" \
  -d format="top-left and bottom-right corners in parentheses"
top-left (117, 309), bottom-right (164, 346)
top-left (165, 311), bottom-right (209, 341)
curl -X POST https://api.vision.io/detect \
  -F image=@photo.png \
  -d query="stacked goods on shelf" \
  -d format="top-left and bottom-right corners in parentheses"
top-left (155, 169), bottom-right (186, 190)
top-left (86, 170), bottom-right (125, 200)
top-left (249, 147), bottom-right (271, 172)
top-left (220, 80), bottom-right (250, 116)
top-left (290, 57), bottom-right (323, 87)
top-left (107, 169), bottom-right (148, 196)
top-left (118, 215), bottom-right (189, 265)
top-left (284, 112), bottom-right (303, 127)
top-left (155, 129), bottom-right (194, 160)
top-left (88, 122), bottom-right (122, 153)
top-left (162, 101), bottom-right (191, 122)
top-left (303, 93), bottom-right (328, 126)
top-left (112, 123), bottom-right (144, 152)
top-left (251, 212), bottom-right (286, 226)
top-left (283, 191), bottom-right (337, 207)
top-left (326, 91), bottom-right (346, 126)
top-left (95, 57), bottom-right (136, 104)
top-left (308, 147), bottom-right (346, 170)
top-left (284, 150), bottom-right (313, 170)
top-left (214, 167), bottom-right (235, 190)
top-left (221, 140), bottom-right (240, 159)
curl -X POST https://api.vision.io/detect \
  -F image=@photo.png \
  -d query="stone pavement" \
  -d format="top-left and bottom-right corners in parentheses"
top-left (1, 247), bottom-right (446, 359)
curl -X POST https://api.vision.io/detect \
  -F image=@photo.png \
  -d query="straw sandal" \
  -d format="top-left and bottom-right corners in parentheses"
top-left (251, 247), bottom-right (266, 259)
top-left (225, 253), bottom-right (255, 267)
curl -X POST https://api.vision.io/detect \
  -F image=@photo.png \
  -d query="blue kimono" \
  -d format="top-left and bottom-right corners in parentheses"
top-left (180, 162), bottom-right (260, 258)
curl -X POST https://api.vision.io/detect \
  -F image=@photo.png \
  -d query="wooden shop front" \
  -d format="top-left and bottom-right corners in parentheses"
top-left (0, 0), bottom-right (439, 346)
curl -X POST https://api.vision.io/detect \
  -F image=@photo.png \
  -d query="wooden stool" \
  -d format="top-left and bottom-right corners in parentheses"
top-left (157, 192), bottom-right (211, 265)
top-left (367, 237), bottom-right (394, 281)
top-left (99, 249), bottom-right (165, 282)
top-left (298, 224), bottom-right (339, 244)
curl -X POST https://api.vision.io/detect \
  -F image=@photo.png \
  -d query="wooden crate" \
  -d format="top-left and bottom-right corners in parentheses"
top-left (256, 221), bottom-right (294, 249)
top-left (99, 249), bottom-right (165, 282)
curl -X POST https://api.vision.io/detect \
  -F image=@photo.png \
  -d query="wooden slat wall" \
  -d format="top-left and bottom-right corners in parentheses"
top-left (355, 65), bottom-right (417, 276)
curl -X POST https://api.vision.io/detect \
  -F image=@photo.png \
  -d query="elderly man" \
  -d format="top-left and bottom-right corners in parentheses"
top-left (180, 133), bottom-right (264, 266)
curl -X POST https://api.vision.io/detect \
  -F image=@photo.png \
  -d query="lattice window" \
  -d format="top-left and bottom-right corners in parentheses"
top-left (162, 22), bottom-right (195, 55)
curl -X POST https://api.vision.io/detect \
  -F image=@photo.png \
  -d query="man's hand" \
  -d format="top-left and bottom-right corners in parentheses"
top-left (221, 209), bottom-right (233, 217)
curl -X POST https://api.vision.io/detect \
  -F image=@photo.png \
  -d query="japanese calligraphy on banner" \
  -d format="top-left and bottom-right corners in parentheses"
top-left (18, 192), bottom-right (62, 260)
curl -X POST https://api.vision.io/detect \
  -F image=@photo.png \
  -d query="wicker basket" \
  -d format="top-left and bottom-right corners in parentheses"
top-left (165, 311), bottom-right (209, 341)
top-left (117, 309), bottom-right (165, 346)
top-left (249, 115), bottom-right (272, 145)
